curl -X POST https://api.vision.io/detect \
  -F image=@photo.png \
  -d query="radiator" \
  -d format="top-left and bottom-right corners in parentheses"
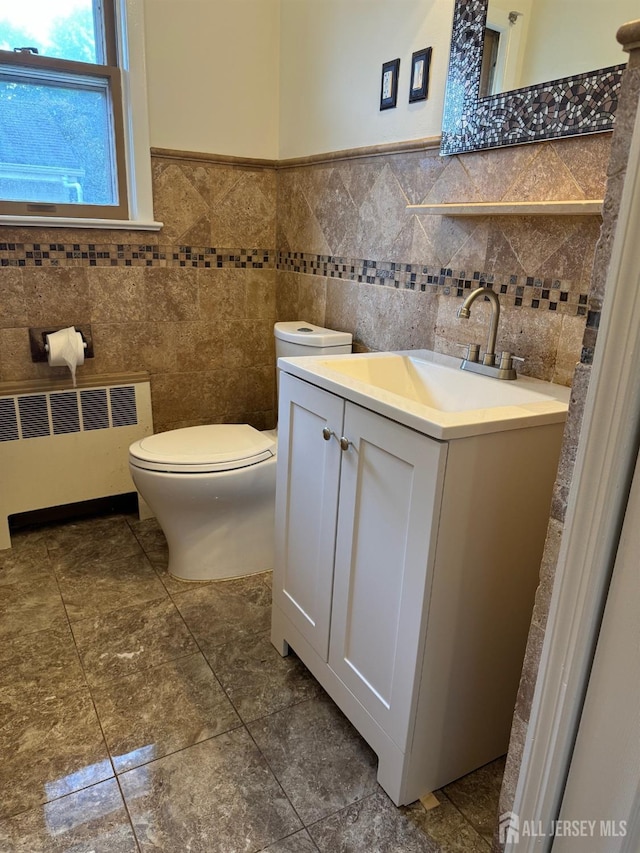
top-left (0, 373), bottom-right (153, 550)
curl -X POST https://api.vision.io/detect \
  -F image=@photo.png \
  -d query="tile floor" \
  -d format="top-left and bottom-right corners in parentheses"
top-left (0, 512), bottom-right (505, 852)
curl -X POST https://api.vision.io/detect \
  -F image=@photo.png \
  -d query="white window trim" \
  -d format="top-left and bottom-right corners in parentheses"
top-left (0, 0), bottom-right (162, 231)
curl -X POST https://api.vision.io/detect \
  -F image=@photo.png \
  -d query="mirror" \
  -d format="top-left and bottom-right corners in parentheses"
top-left (441, 0), bottom-right (627, 156)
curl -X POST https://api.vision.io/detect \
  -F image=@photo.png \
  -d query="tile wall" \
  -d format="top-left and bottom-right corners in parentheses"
top-left (0, 135), bottom-right (610, 438)
top-left (276, 133), bottom-right (610, 386)
top-left (0, 154), bottom-right (278, 434)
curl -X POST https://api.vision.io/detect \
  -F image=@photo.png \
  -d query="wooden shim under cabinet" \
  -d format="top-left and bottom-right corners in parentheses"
top-left (406, 200), bottom-right (603, 216)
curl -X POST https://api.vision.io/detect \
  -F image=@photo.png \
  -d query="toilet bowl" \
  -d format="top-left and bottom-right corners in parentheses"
top-left (129, 322), bottom-right (352, 581)
top-left (129, 425), bottom-right (277, 581)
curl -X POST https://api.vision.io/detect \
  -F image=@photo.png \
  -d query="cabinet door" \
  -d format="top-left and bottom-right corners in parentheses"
top-left (329, 402), bottom-right (447, 747)
top-left (274, 373), bottom-right (344, 660)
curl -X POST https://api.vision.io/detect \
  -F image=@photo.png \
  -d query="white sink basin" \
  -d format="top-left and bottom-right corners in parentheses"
top-left (278, 350), bottom-right (570, 440)
top-left (315, 353), bottom-right (554, 412)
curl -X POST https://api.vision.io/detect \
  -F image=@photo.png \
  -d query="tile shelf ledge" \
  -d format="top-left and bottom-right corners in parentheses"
top-left (406, 200), bottom-right (603, 216)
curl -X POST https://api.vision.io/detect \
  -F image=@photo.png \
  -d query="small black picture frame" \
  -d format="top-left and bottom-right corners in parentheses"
top-left (380, 58), bottom-right (400, 110)
top-left (409, 47), bottom-right (432, 103)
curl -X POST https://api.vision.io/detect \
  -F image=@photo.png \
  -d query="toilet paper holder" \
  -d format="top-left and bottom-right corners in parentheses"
top-left (29, 325), bottom-right (95, 362)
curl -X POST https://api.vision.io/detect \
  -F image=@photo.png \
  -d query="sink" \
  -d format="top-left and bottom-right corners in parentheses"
top-left (277, 349), bottom-right (570, 440)
top-left (315, 353), bottom-right (553, 412)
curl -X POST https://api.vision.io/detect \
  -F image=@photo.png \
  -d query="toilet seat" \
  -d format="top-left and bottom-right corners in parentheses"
top-left (129, 424), bottom-right (276, 474)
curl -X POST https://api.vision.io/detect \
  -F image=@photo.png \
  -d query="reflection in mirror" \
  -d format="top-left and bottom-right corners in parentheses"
top-left (484, 0), bottom-right (634, 96)
top-left (441, 0), bottom-right (626, 155)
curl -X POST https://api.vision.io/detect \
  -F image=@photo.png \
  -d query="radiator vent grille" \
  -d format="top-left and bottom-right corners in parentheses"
top-left (81, 389), bottom-right (109, 431)
top-left (0, 398), bottom-right (18, 442)
top-left (51, 392), bottom-right (81, 435)
top-left (18, 394), bottom-right (50, 439)
top-left (0, 385), bottom-right (138, 441)
top-left (110, 386), bottom-right (137, 428)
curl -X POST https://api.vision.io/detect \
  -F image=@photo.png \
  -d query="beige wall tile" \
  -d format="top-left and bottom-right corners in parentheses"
top-left (89, 268), bottom-right (146, 323)
top-left (144, 268), bottom-right (199, 322)
top-left (245, 270), bottom-right (277, 320)
top-left (356, 285), bottom-right (437, 353)
top-left (275, 271), bottom-right (300, 322)
top-left (23, 268), bottom-right (91, 326)
top-left (297, 276), bottom-right (327, 326)
top-left (153, 164), bottom-right (209, 242)
top-left (0, 269), bottom-right (27, 328)
top-left (552, 314), bottom-right (586, 386)
top-left (325, 279), bottom-right (360, 334)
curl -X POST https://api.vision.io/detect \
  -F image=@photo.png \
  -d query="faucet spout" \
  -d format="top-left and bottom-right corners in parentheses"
top-left (457, 287), bottom-right (500, 365)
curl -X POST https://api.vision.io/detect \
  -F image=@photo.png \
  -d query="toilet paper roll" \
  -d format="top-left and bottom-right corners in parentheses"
top-left (46, 326), bottom-right (85, 386)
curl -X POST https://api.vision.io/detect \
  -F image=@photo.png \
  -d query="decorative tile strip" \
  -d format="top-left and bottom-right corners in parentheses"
top-left (0, 243), bottom-right (274, 270)
top-left (277, 251), bottom-right (589, 317)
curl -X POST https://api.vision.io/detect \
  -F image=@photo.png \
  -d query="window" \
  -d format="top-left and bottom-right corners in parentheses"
top-left (0, 0), bottom-right (156, 226)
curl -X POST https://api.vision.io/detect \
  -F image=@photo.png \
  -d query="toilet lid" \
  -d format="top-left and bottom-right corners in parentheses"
top-left (129, 424), bottom-right (276, 473)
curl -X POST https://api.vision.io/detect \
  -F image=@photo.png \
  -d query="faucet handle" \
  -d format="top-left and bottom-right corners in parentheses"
top-left (456, 342), bottom-right (480, 363)
top-left (499, 351), bottom-right (525, 371)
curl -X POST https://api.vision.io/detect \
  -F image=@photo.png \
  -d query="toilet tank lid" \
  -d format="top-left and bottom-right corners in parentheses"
top-left (274, 321), bottom-right (352, 347)
top-left (129, 424), bottom-right (275, 472)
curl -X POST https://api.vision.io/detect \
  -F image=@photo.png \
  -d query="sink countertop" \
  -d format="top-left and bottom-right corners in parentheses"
top-left (277, 349), bottom-right (570, 441)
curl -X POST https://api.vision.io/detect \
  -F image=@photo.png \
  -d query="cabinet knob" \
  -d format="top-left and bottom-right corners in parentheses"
top-left (339, 436), bottom-right (351, 451)
top-left (322, 427), bottom-right (334, 441)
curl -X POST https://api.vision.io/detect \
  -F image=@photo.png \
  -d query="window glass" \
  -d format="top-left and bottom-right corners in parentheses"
top-left (0, 0), bottom-right (100, 65)
top-left (0, 71), bottom-right (117, 205)
top-left (0, 0), bottom-right (129, 219)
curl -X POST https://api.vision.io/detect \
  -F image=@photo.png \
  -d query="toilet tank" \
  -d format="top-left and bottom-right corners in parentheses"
top-left (274, 322), bottom-right (352, 359)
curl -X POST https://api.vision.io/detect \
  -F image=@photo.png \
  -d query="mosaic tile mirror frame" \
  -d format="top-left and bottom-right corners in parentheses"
top-left (440, 0), bottom-right (625, 155)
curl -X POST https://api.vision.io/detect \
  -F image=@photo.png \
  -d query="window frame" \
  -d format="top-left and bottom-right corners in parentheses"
top-left (0, 0), bottom-right (160, 230)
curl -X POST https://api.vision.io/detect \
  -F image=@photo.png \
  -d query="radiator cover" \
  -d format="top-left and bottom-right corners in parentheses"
top-left (0, 375), bottom-right (153, 549)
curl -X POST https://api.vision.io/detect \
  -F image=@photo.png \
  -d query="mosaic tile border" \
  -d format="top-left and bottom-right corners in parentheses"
top-left (0, 243), bottom-right (274, 270)
top-left (441, 0), bottom-right (624, 155)
top-left (0, 241), bottom-right (590, 317)
top-left (278, 251), bottom-right (590, 317)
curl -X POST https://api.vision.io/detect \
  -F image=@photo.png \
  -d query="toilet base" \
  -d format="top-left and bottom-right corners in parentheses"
top-left (130, 454), bottom-right (276, 582)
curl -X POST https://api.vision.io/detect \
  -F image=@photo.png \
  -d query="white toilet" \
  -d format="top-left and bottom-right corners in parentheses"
top-left (129, 322), bottom-right (352, 581)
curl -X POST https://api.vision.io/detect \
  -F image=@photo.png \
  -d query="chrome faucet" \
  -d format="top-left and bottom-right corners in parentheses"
top-left (457, 287), bottom-right (521, 380)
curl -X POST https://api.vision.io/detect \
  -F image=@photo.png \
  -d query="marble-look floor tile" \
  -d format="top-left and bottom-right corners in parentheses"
top-left (56, 550), bottom-right (167, 622)
top-left (0, 568), bottom-right (67, 640)
top-left (407, 793), bottom-right (492, 852)
top-left (0, 542), bottom-right (50, 582)
top-left (261, 829), bottom-right (318, 852)
top-left (248, 697), bottom-right (379, 825)
top-left (0, 778), bottom-right (138, 852)
top-left (173, 574), bottom-right (272, 652)
top-left (309, 789), bottom-right (490, 852)
top-left (120, 727), bottom-right (302, 852)
top-left (72, 597), bottom-right (198, 688)
top-left (308, 791), bottom-right (437, 852)
top-left (207, 630), bottom-right (325, 722)
top-left (0, 626), bottom-right (86, 703)
top-left (47, 516), bottom-right (143, 571)
top-left (93, 652), bottom-right (241, 772)
top-left (0, 690), bottom-right (112, 820)
top-left (442, 756), bottom-right (505, 842)
top-left (127, 516), bottom-right (167, 554)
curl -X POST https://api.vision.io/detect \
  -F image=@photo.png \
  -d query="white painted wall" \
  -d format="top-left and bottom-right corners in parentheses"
top-left (278, 0), bottom-right (455, 159)
top-left (518, 0), bottom-right (635, 89)
top-left (140, 0), bottom-right (632, 161)
top-left (143, 0), bottom-right (280, 159)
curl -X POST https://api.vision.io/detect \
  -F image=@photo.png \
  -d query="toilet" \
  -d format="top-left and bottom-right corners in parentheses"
top-left (128, 322), bottom-right (352, 581)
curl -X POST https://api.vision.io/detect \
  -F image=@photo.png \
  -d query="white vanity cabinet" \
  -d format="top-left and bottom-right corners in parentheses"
top-left (272, 368), bottom-right (564, 805)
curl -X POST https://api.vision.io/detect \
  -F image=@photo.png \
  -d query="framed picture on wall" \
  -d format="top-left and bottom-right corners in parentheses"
top-left (380, 58), bottom-right (400, 110)
top-left (409, 47), bottom-right (432, 102)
